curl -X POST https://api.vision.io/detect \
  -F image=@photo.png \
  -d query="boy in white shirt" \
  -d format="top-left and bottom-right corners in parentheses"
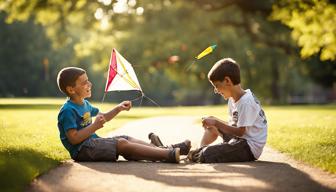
top-left (188, 58), bottom-right (268, 163)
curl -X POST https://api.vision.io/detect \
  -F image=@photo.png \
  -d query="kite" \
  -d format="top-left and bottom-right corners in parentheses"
top-left (102, 48), bottom-right (159, 106)
top-left (104, 49), bottom-right (142, 92)
top-left (185, 44), bottom-right (217, 71)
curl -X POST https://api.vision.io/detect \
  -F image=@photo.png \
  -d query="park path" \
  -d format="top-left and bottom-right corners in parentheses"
top-left (27, 116), bottom-right (336, 192)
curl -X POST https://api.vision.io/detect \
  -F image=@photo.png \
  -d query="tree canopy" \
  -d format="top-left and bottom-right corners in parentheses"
top-left (271, 0), bottom-right (336, 61)
top-left (0, 0), bottom-right (335, 104)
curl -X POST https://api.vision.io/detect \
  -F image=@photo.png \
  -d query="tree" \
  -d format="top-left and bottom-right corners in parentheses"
top-left (0, 12), bottom-right (55, 97)
top-left (0, 1), bottom-right (333, 103)
top-left (271, 0), bottom-right (336, 61)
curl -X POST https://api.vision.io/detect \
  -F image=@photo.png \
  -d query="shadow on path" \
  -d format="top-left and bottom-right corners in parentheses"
top-left (79, 160), bottom-right (334, 192)
top-left (26, 116), bottom-right (336, 192)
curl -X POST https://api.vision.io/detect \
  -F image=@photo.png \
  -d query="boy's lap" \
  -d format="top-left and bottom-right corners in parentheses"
top-left (200, 138), bottom-right (255, 163)
top-left (75, 135), bottom-right (129, 162)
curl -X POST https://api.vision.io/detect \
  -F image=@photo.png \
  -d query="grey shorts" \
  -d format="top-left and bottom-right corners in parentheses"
top-left (200, 131), bottom-right (256, 163)
top-left (74, 135), bottom-right (129, 162)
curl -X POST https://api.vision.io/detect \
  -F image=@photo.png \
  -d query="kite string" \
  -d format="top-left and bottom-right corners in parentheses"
top-left (129, 92), bottom-right (160, 107)
top-left (129, 91), bottom-right (145, 107)
top-left (184, 60), bottom-right (196, 72)
top-left (107, 61), bottom-right (161, 107)
top-left (143, 94), bottom-right (161, 108)
top-left (102, 92), bottom-right (107, 103)
top-left (139, 95), bottom-right (144, 106)
top-left (130, 94), bottom-right (143, 102)
top-left (101, 91), bottom-right (143, 104)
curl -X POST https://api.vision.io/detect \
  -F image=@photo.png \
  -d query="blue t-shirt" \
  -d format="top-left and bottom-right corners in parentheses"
top-left (57, 99), bottom-right (99, 159)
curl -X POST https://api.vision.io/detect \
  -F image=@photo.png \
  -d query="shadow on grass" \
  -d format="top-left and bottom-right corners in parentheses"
top-left (79, 160), bottom-right (334, 192)
top-left (0, 148), bottom-right (59, 192)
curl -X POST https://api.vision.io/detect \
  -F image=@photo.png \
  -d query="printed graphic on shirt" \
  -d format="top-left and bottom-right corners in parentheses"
top-left (251, 92), bottom-right (267, 124)
top-left (230, 92), bottom-right (267, 128)
top-left (80, 112), bottom-right (92, 127)
top-left (259, 109), bottom-right (267, 124)
top-left (232, 111), bottom-right (238, 127)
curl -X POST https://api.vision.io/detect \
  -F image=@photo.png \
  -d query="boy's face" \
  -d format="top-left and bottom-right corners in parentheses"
top-left (68, 73), bottom-right (92, 99)
top-left (211, 78), bottom-right (231, 100)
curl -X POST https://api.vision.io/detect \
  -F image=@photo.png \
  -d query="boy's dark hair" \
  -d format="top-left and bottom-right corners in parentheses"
top-left (208, 58), bottom-right (240, 85)
top-left (57, 67), bottom-right (86, 96)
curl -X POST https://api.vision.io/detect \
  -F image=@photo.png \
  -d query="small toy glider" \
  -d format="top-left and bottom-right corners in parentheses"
top-left (185, 44), bottom-right (217, 71)
top-left (195, 44), bottom-right (217, 59)
top-left (102, 48), bottom-right (159, 106)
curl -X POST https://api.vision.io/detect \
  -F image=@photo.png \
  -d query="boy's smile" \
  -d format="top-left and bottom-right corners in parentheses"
top-left (72, 73), bottom-right (92, 100)
top-left (212, 78), bottom-right (246, 102)
top-left (212, 80), bottom-right (230, 100)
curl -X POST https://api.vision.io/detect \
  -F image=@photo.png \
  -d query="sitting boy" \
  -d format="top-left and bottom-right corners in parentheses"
top-left (57, 67), bottom-right (190, 163)
top-left (188, 58), bottom-right (268, 163)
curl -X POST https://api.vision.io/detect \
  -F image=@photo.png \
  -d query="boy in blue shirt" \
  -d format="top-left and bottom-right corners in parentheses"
top-left (57, 67), bottom-right (190, 163)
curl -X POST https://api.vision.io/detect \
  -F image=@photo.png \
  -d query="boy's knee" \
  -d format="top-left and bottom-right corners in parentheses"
top-left (117, 138), bottom-right (130, 151)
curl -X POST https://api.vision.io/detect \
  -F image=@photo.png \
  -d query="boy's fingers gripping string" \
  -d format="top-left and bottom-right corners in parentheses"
top-left (99, 115), bottom-right (105, 123)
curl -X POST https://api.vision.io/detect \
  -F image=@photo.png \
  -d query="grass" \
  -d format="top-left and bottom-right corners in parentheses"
top-left (265, 105), bottom-right (336, 174)
top-left (0, 98), bottom-right (335, 191)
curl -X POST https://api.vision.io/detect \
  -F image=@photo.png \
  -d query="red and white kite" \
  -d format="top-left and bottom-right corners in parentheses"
top-left (104, 48), bottom-right (142, 92)
top-left (103, 49), bottom-right (159, 106)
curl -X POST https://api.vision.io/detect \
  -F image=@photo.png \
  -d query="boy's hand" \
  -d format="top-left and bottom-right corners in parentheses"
top-left (118, 101), bottom-right (132, 111)
top-left (93, 114), bottom-right (106, 129)
top-left (201, 116), bottom-right (218, 129)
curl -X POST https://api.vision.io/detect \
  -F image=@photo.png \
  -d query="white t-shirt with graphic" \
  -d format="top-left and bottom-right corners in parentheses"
top-left (228, 89), bottom-right (268, 159)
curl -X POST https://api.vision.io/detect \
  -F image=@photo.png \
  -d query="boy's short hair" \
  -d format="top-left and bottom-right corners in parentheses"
top-left (57, 67), bottom-right (86, 96)
top-left (208, 58), bottom-right (240, 85)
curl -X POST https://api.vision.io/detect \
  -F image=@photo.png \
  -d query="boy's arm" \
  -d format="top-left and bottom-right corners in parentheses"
top-left (202, 116), bottom-right (246, 137)
top-left (66, 101), bottom-right (131, 145)
top-left (66, 115), bottom-right (105, 145)
top-left (216, 122), bottom-right (246, 137)
top-left (99, 101), bottom-right (132, 122)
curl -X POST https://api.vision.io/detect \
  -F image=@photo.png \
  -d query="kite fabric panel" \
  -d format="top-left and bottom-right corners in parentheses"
top-left (104, 49), bottom-right (142, 92)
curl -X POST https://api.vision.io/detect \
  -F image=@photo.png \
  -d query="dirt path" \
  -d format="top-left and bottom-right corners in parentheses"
top-left (27, 116), bottom-right (336, 192)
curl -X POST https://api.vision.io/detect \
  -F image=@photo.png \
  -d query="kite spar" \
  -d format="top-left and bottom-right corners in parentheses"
top-left (102, 48), bottom-right (159, 107)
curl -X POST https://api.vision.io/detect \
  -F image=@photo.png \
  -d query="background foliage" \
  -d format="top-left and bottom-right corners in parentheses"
top-left (0, 0), bottom-right (335, 105)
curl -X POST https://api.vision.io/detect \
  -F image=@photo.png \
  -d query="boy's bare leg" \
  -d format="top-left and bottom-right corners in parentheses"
top-left (127, 136), bottom-right (155, 147)
top-left (200, 127), bottom-right (219, 147)
top-left (117, 138), bottom-right (170, 161)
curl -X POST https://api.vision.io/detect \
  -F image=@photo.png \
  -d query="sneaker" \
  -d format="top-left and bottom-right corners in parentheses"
top-left (165, 148), bottom-right (180, 163)
top-left (187, 146), bottom-right (206, 163)
top-left (171, 140), bottom-right (191, 155)
top-left (149, 132), bottom-right (191, 155)
top-left (148, 132), bottom-right (164, 147)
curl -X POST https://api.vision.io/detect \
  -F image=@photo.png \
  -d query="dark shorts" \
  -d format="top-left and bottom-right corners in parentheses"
top-left (200, 130), bottom-right (256, 163)
top-left (74, 135), bottom-right (129, 162)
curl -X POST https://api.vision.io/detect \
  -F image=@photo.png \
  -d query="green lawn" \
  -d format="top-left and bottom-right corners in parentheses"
top-left (266, 105), bottom-right (336, 174)
top-left (0, 98), bottom-right (335, 191)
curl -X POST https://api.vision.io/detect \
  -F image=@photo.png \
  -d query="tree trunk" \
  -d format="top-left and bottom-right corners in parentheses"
top-left (271, 61), bottom-right (280, 103)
